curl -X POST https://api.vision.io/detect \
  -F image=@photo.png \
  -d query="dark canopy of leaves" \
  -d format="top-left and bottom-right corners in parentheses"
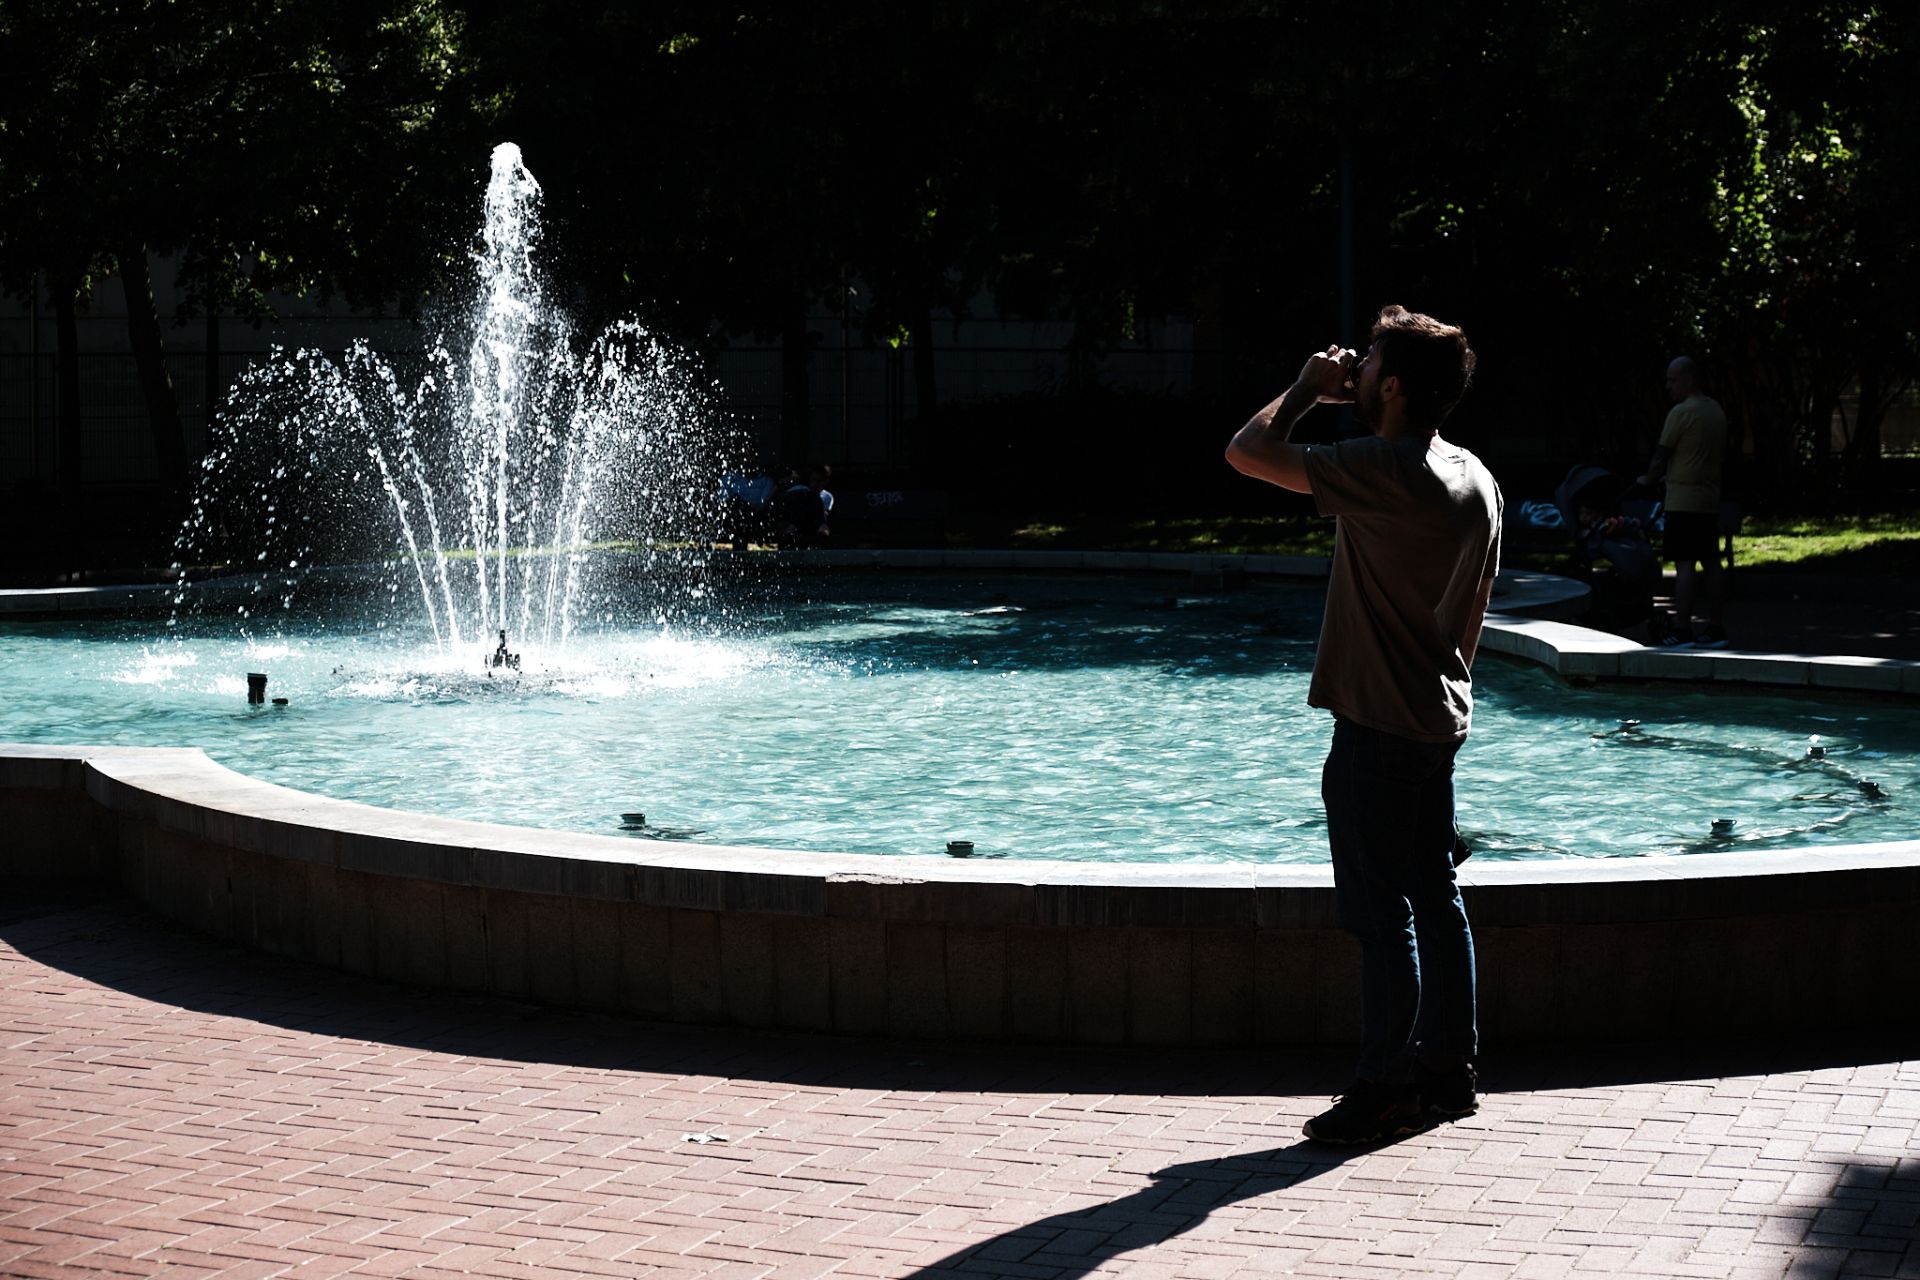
top-left (3, 0), bottom-right (1911, 506)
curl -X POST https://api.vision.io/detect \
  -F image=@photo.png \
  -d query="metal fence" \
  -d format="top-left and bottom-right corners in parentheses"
top-left (0, 338), bottom-right (1200, 490)
top-left (0, 352), bottom-right (261, 490)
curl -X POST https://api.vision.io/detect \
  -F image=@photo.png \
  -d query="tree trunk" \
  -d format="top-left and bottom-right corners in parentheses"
top-left (1843, 363), bottom-right (1884, 485)
top-left (53, 272), bottom-right (83, 564)
top-left (117, 243), bottom-right (190, 501)
top-left (780, 306), bottom-right (812, 466)
top-left (910, 307), bottom-right (937, 421)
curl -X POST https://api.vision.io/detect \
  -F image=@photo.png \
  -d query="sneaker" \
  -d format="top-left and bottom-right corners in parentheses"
top-left (1692, 626), bottom-right (1728, 650)
top-left (1656, 631), bottom-right (1693, 648)
top-left (1302, 1080), bottom-right (1425, 1145)
top-left (1415, 1057), bottom-right (1479, 1117)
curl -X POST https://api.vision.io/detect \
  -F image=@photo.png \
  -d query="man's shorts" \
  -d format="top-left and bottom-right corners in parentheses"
top-left (1664, 510), bottom-right (1721, 566)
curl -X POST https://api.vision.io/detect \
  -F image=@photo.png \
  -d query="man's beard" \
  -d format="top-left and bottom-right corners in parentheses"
top-left (1352, 386), bottom-right (1381, 429)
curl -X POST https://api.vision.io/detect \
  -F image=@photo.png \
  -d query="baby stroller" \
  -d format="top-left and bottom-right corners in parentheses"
top-left (1553, 464), bottom-right (1661, 628)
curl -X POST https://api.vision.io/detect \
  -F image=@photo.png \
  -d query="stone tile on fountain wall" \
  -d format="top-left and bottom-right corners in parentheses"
top-left (0, 751), bottom-right (83, 789)
top-left (1713, 651), bottom-right (1813, 686)
top-left (1081, 551), bottom-right (1152, 572)
top-left (1126, 928), bottom-right (1192, 1045)
top-left (1808, 655), bottom-right (1910, 692)
top-left (338, 832), bottom-right (474, 885)
top-left (1319, 932), bottom-right (1362, 1041)
top-left (138, 824), bottom-right (201, 930)
top-left (1177, 883), bottom-right (1260, 930)
top-left (1828, 905), bottom-right (1915, 1025)
top-left (1555, 646), bottom-right (1624, 678)
top-left (472, 845), bottom-right (568, 897)
top-left (945, 925), bottom-right (1008, 1039)
top-left (370, 875), bottom-right (449, 990)
top-left (1066, 927), bottom-right (1128, 1044)
top-left (827, 916), bottom-right (887, 1033)
top-left (1036, 882), bottom-right (1129, 927)
top-left (720, 868), bottom-right (824, 916)
top-left (633, 863), bottom-right (727, 911)
top-left (85, 767), bottom-right (187, 837)
top-left (669, 908), bottom-right (724, 1021)
top-left (1005, 925), bottom-right (1069, 1040)
top-left (222, 843), bottom-right (263, 950)
top-left (190, 790), bottom-right (269, 853)
top-left (1190, 930), bottom-right (1254, 1045)
top-left (525, 892), bottom-right (576, 1006)
top-left (915, 878), bottom-right (1042, 928)
top-left (1477, 924), bottom-right (1562, 1042)
top-left (483, 887), bottom-right (533, 998)
top-left (771, 914), bottom-right (832, 1030)
top-left (570, 897), bottom-right (623, 1012)
top-left (170, 830), bottom-right (237, 942)
top-left (334, 868), bottom-right (377, 977)
top-left (1018, 550), bottom-right (1087, 570)
top-left (716, 912), bottom-right (775, 1027)
top-left (440, 883), bottom-right (490, 994)
top-left (947, 549), bottom-right (1016, 569)
top-left (616, 901), bottom-right (673, 1018)
top-left (1250, 554), bottom-right (1333, 578)
top-left (1252, 928), bottom-right (1315, 1044)
top-left (257, 809), bottom-right (341, 866)
top-left (885, 921), bottom-right (950, 1039)
top-left (559, 855), bottom-right (630, 904)
top-left (1252, 881), bottom-right (1339, 931)
top-left (0, 789), bottom-right (98, 874)
top-left (302, 857), bottom-right (343, 969)
top-left (822, 872), bottom-right (930, 922)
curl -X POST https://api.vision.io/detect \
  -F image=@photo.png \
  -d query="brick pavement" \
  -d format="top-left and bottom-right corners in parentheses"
top-left (1, 884), bottom-right (1915, 1279)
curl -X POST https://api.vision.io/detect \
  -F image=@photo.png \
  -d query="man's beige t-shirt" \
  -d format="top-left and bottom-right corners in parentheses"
top-left (1303, 435), bottom-right (1503, 743)
top-left (1658, 395), bottom-right (1727, 515)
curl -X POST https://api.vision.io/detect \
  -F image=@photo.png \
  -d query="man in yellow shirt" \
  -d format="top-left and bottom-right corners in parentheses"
top-left (1644, 357), bottom-right (1728, 648)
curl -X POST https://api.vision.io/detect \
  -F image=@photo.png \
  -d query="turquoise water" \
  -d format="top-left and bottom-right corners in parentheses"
top-left (2, 573), bottom-right (1912, 863)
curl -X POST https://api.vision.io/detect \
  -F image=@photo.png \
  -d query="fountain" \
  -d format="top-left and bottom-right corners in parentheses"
top-left (4, 143), bottom-right (1917, 1046)
top-left (171, 143), bottom-right (730, 653)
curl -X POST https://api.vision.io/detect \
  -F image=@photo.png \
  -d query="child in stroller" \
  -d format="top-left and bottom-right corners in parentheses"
top-left (1552, 464), bottom-right (1661, 629)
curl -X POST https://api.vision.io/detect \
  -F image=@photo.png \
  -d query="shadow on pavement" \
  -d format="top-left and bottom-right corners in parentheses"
top-left (904, 1139), bottom-right (1375, 1278)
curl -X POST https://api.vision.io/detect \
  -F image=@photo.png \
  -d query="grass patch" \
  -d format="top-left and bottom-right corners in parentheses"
top-left (972, 509), bottom-right (1920, 574)
top-left (997, 513), bottom-right (1334, 556)
top-left (1731, 513), bottom-right (1920, 570)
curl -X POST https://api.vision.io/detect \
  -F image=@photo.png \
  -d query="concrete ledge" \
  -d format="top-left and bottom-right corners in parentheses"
top-left (4, 742), bottom-right (1915, 1045)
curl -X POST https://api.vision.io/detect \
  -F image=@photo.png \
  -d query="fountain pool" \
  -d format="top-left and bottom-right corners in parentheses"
top-left (4, 570), bottom-right (1911, 863)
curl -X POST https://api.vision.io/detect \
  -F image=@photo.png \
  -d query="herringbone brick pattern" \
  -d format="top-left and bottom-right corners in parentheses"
top-left (1, 887), bottom-right (1914, 1278)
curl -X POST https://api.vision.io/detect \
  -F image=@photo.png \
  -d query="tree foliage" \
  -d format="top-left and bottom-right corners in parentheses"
top-left (3, 1), bottom-right (1911, 511)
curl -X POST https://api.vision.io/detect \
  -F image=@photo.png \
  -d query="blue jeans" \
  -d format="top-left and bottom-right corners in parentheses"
top-left (1321, 718), bottom-right (1477, 1081)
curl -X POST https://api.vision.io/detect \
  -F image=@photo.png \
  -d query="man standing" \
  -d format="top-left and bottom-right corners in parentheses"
top-left (1225, 305), bottom-right (1502, 1145)
top-left (1643, 356), bottom-right (1728, 648)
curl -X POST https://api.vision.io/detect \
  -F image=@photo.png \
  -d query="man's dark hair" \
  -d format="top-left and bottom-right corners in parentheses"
top-left (1370, 304), bottom-right (1476, 428)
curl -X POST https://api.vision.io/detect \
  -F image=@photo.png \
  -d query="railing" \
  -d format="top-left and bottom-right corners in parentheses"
top-left (0, 340), bottom-right (1202, 488)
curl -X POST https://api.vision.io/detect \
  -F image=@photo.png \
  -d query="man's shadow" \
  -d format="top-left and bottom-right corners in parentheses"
top-left (902, 1137), bottom-right (1391, 1278)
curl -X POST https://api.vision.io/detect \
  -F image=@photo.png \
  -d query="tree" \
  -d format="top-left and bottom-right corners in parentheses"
top-left (0, 0), bottom-right (491, 513)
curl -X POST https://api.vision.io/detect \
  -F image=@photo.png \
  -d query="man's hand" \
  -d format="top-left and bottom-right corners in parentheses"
top-left (1298, 344), bottom-right (1358, 404)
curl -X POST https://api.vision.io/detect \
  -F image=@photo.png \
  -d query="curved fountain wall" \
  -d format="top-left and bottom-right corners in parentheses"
top-left (5, 555), bottom-right (1917, 1046)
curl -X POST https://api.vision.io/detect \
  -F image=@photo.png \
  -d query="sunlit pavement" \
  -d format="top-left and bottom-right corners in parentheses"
top-left (2, 885), bottom-right (1914, 1279)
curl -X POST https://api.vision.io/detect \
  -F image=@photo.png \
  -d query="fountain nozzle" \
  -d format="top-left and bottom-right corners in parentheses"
top-left (489, 629), bottom-right (521, 672)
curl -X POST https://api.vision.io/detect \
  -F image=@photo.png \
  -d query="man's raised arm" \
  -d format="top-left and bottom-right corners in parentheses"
top-left (1224, 345), bottom-right (1354, 495)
